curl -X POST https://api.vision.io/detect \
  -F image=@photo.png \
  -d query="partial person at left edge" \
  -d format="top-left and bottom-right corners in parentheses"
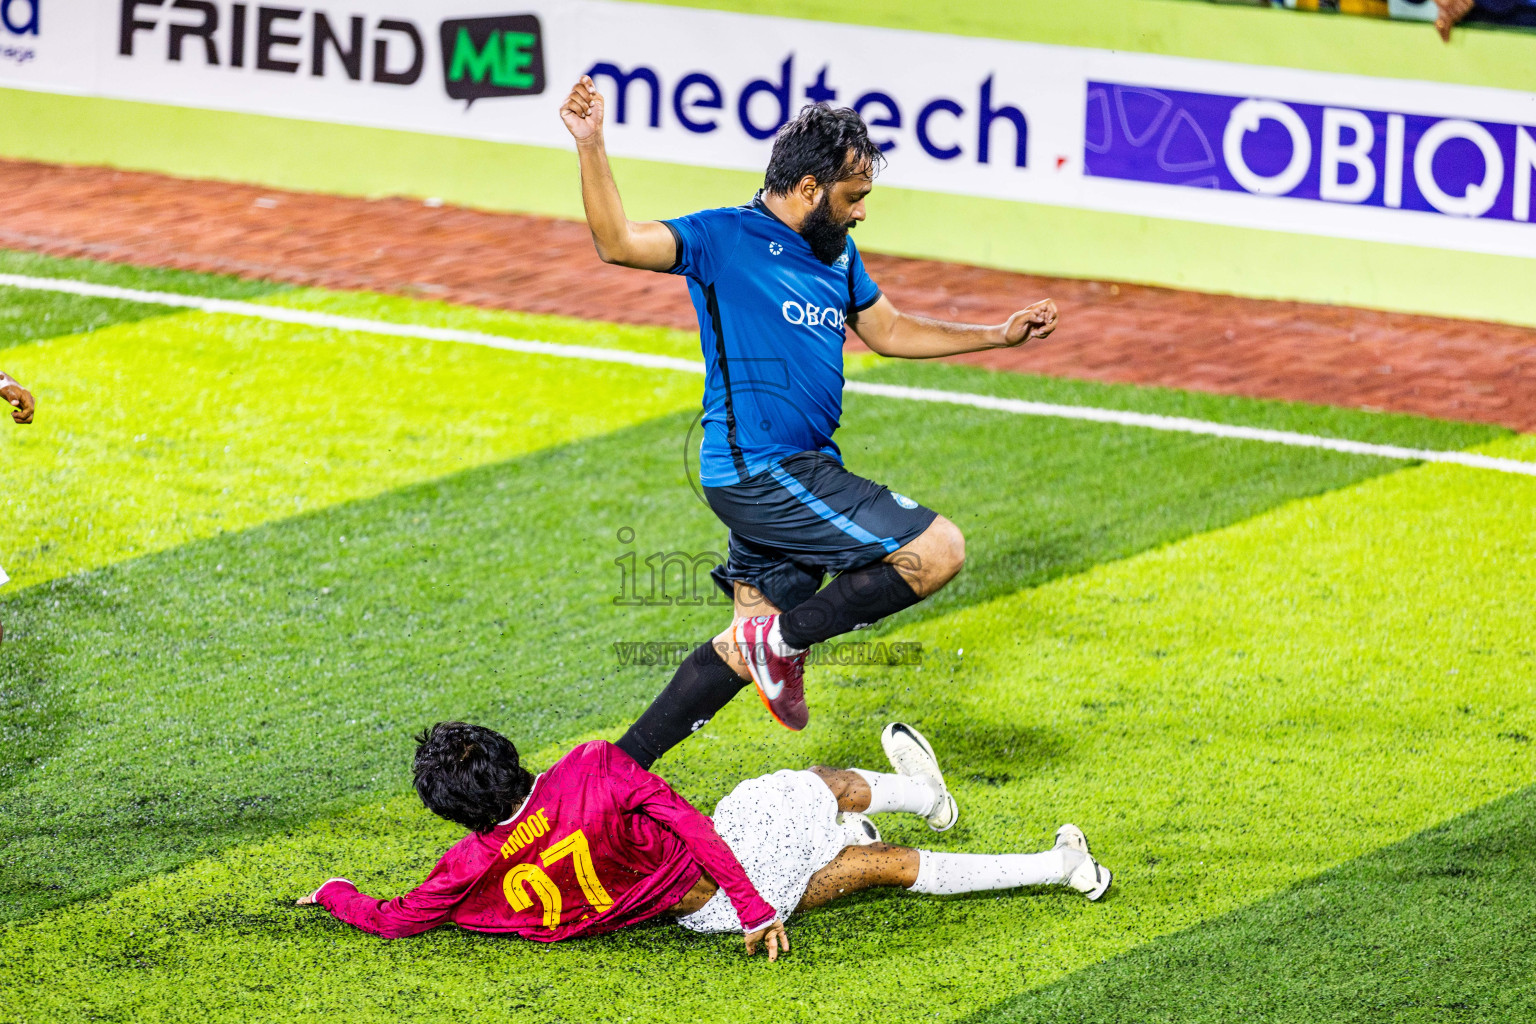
top-left (0, 367), bottom-right (34, 643)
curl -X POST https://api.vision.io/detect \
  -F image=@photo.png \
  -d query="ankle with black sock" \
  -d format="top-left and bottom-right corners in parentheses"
top-left (615, 641), bottom-right (748, 769)
top-left (779, 561), bottom-right (921, 650)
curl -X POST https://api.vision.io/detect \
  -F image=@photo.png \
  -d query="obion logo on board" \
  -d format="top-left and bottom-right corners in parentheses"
top-left (1084, 81), bottom-right (1536, 224)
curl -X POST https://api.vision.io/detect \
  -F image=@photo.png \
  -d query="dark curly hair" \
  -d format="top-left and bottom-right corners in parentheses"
top-left (413, 722), bottom-right (534, 833)
top-left (764, 104), bottom-right (886, 196)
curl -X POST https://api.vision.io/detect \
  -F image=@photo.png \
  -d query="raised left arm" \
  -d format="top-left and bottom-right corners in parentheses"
top-left (851, 295), bottom-right (1058, 359)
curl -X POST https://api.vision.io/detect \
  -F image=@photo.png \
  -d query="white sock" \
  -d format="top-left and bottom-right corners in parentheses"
top-left (850, 768), bottom-right (939, 816)
top-left (907, 848), bottom-right (1082, 895)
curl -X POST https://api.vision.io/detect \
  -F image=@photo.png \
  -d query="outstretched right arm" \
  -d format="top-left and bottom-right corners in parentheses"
top-left (560, 76), bottom-right (678, 271)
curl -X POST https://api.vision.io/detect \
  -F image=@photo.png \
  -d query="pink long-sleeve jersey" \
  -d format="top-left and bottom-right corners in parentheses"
top-left (316, 741), bottom-right (777, 940)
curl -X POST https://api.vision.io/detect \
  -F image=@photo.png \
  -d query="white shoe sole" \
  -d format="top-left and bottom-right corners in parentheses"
top-left (836, 812), bottom-right (881, 847)
top-left (1056, 823), bottom-right (1112, 901)
top-left (880, 722), bottom-right (958, 832)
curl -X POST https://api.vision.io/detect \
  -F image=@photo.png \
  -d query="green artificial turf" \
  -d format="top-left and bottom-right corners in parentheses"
top-left (973, 782), bottom-right (1536, 1024)
top-left (1, 251), bottom-right (1532, 1022)
top-left (0, 249), bottom-right (284, 352)
top-left (0, 293), bottom-right (703, 591)
top-left (1, 392), bottom-right (1474, 923)
top-left (2, 433), bottom-right (1531, 1022)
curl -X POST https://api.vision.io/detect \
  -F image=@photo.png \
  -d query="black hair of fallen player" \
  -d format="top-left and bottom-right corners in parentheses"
top-left (413, 722), bottom-right (535, 833)
top-left (763, 103), bottom-right (886, 196)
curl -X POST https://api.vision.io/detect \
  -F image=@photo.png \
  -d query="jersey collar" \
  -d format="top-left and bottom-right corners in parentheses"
top-left (496, 772), bottom-right (544, 826)
top-left (750, 190), bottom-right (806, 241)
top-left (751, 190), bottom-right (847, 265)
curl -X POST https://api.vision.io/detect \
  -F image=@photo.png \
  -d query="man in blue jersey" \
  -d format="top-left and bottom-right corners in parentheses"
top-left (560, 77), bottom-right (1058, 798)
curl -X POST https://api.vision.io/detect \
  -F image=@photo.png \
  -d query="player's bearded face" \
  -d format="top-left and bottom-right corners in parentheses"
top-left (800, 188), bottom-right (856, 265)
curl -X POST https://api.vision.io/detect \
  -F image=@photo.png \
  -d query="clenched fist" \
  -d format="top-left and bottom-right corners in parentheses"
top-left (560, 75), bottom-right (605, 144)
top-left (1001, 299), bottom-right (1059, 348)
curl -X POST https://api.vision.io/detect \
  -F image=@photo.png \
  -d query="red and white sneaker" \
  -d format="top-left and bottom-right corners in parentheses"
top-left (735, 614), bottom-right (809, 731)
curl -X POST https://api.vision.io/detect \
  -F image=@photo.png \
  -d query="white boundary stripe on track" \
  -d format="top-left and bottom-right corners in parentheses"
top-left (5, 271), bottom-right (1534, 478)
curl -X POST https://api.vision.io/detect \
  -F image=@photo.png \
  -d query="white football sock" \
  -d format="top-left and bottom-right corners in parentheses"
top-left (907, 848), bottom-right (1083, 895)
top-left (850, 768), bottom-right (939, 816)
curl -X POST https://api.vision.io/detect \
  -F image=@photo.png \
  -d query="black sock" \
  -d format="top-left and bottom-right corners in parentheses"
top-left (779, 561), bottom-right (922, 650)
top-left (615, 642), bottom-right (748, 769)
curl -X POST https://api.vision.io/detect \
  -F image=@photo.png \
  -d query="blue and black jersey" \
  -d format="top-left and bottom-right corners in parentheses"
top-left (664, 193), bottom-right (882, 488)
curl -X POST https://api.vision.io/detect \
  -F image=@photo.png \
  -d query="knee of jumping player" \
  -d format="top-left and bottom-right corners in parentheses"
top-left (936, 516), bottom-right (965, 579)
top-left (912, 515), bottom-right (965, 593)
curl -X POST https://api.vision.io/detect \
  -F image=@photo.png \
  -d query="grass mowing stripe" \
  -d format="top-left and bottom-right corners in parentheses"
top-left (2, 434), bottom-right (1531, 1023)
top-left (2, 270), bottom-right (1526, 475)
top-left (969, 782), bottom-right (1536, 1023)
top-left (0, 251), bottom-right (286, 353)
top-left (0, 307), bottom-right (701, 590)
top-left (0, 385), bottom-right (1471, 923)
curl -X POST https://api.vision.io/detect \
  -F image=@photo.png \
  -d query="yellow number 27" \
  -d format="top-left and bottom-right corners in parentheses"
top-left (502, 828), bottom-right (616, 930)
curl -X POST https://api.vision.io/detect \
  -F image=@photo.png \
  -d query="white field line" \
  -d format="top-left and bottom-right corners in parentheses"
top-left (5, 271), bottom-right (1534, 478)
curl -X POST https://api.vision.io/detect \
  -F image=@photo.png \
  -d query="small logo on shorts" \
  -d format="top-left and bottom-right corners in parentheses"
top-left (891, 492), bottom-right (918, 509)
top-left (768, 241), bottom-right (783, 256)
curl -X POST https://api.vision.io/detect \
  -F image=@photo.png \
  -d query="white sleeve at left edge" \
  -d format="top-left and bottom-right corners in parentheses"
top-left (0, 566), bottom-right (10, 587)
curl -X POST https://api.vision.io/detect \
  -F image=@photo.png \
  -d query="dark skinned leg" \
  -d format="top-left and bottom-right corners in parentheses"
top-left (794, 767), bottom-right (922, 911)
top-left (795, 843), bottom-right (922, 911)
top-left (807, 766), bottom-right (873, 812)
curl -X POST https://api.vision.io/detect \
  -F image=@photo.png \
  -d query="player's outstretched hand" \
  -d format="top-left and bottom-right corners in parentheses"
top-left (1, 374), bottom-right (34, 424)
top-left (294, 878), bottom-right (350, 906)
top-left (1002, 299), bottom-right (1058, 348)
top-left (745, 919), bottom-right (790, 961)
top-left (560, 75), bottom-right (605, 143)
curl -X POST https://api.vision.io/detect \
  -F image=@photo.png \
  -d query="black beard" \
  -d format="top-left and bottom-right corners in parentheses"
top-left (799, 192), bottom-right (855, 265)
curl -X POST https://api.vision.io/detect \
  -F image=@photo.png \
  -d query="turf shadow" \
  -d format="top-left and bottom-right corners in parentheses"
top-left (967, 783), bottom-right (1536, 1024)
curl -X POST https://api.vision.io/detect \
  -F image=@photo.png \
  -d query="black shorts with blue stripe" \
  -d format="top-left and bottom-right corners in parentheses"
top-left (703, 451), bottom-right (939, 612)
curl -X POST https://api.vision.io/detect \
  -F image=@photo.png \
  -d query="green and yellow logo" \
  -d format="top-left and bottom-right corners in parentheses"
top-left (440, 14), bottom-right (544, 107)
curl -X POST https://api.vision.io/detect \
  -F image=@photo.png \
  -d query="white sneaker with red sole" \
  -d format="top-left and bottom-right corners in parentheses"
top-left (735, 614), bottom-right (809, 731)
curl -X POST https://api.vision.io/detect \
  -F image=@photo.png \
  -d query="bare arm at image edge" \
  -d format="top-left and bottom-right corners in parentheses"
top-left (0, 371), bottom-right (34, 425)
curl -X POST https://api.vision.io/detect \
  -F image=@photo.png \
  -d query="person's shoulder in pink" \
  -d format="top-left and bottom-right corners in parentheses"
top-left (301, 723), bottom-right (780, 946)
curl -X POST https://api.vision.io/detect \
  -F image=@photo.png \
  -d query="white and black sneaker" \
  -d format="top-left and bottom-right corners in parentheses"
top-left (880, 722), bottom-right (959, 832)
top-left (836, 812), bottom-right (881, 847)
top-left (1054, 823), bottom-right (1112, 901)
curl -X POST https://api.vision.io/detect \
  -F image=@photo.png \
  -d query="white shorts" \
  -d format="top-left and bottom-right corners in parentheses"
top-left (677, 769), bottom-right (846, 934)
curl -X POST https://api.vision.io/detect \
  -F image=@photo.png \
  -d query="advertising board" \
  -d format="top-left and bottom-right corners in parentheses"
top-left (2, 1), bottom-right (1532, 259)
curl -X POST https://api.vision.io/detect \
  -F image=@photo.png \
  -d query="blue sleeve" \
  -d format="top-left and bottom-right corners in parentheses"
top-left (848, 242), bottom-right (882, 313)
top-left (662, 207), bottom-right (741, 284)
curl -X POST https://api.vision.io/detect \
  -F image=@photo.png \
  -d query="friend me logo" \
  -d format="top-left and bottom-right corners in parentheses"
top-left (1085, 81), bottom-right (1536, 224)
top-left (117, 2), bottom-right (546, 101)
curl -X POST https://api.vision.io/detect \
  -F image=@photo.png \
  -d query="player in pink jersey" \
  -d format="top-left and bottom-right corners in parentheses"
top-left (298, 721), bottom-right (1111, 958)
